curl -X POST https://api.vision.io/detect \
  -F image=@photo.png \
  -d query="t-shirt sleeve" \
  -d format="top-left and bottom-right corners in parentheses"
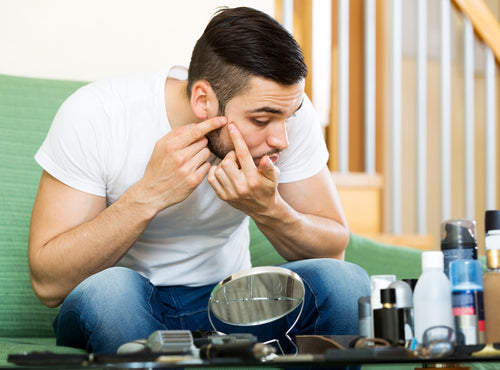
top-left (34, 86), bottom-right (108, 197)
top-left (277, 94), bottom-right (329, 183)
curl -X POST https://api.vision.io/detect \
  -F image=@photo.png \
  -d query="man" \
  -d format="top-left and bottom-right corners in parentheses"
top-left (28, 6), bottom-right (370, 353)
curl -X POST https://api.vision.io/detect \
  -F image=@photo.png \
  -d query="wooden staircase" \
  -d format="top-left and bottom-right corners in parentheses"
top-left (280, 0), bottom-right (500, 252)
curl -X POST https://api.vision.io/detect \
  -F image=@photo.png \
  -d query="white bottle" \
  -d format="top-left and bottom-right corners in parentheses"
top-left (413, 251), bottom-right (454, 345)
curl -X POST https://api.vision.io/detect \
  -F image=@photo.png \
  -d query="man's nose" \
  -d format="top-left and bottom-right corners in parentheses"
top-left (267, 121), bottom-right (289, 150)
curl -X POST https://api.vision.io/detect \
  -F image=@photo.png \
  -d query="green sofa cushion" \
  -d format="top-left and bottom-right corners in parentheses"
top-left (345, 233), bottom-right (423, 280)
top-left (0, 75), bottom-right (88, 337)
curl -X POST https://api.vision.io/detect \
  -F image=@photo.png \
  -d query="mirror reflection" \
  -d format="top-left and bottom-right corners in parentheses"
top-left (209, 266), bottom-right (305, 326)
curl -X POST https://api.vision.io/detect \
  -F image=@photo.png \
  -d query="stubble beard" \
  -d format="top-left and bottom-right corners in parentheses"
top-left (206, 127), bottom-right (231, 160)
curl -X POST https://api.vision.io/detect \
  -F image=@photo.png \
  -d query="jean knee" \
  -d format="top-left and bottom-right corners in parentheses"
top-left (286, 258), bottom-right (369, 290)
top-left (319, 259), bottom-right (371, 295)
top-left (56, 267), bottom-right (163, 352)
top-left (61, 267), bottom-right (149, 315)
top-left (284, 258), bottom-right (371, 310)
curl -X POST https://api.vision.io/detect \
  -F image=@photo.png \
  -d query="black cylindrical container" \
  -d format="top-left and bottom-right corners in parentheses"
top-left (373, 288), bottom-right (403, 346)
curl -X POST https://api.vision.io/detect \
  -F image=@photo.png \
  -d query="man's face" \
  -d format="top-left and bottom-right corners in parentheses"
top-left (206, 76), bottom-right (305, 167)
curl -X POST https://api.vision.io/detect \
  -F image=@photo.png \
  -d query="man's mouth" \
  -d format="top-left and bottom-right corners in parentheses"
top-left (268, 153), bottom-right (280, 163)
top-left (253, 151), bottom-right (280, 166)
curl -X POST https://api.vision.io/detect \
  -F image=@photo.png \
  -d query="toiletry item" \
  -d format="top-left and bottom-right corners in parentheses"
top-left (413, 251), bottom-right (454, 345)
top-left (373, 288), bottom-right (402, 345)
top-left (450, 259), bottom-right (485, 345)
top-left (370, 275), bottom-right (396, 336)
top-left (358, 296), bottom-right (372, 338)
top-left (483, 211), bottom-right (500, 343)
top-left (440, 219), bottom-right (478, 278)
top-left (485, 210), bottom-right (500, 272)
top-left (389, 280), bottom-right (414, 341)
top-left (370, 275), bottom-right (396, 311)
top-left (483, 272), bottom-right (500, 343)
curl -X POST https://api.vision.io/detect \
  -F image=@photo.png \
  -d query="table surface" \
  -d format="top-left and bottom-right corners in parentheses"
top-left (6, 346), bottom-right (500, 369)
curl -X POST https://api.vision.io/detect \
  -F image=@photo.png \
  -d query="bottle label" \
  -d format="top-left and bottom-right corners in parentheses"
top-left (485, 234), bottom-right (500, 251)
top-left (452, 290), bottom-right (485, 345)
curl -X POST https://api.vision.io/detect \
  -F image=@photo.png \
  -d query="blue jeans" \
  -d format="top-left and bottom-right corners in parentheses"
top-left (54, 259), bottom-right (370, 354)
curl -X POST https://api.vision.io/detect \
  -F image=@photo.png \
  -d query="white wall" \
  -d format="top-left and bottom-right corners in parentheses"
top-left (0, 0), bottom-right (274, 81)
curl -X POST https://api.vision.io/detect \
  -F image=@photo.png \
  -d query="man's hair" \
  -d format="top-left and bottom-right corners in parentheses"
top-left (187, 6), bottom-right (307, 114)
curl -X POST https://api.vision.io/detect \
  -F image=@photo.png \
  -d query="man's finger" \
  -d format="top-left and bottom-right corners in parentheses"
top-left (258, 155), bottom-right (280, 181)
top-left (207, 165), bottom-right (228, 200)
top-left (228, 123), bottom-right (255, 173)
top-left (183, 116), bottom-right (227, 145)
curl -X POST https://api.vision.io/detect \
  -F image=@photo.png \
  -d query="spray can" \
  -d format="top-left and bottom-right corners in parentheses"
top-left (389, 280), bottom-right (414, 341)
top-left (358, 296), bottom-right (372, 338)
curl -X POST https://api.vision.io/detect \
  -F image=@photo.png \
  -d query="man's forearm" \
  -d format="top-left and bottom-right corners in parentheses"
top-left (251, 195), bottom-right (349, 262)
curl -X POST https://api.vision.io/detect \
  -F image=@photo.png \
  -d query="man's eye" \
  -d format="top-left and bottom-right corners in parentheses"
top-left (253, 118), bottom-right (270, 125)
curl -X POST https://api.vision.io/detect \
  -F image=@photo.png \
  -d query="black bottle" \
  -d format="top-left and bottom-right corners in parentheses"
top-left (373, 288), bottom-right (403, 346)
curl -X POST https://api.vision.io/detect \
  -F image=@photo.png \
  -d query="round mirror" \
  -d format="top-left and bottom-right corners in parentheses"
top-left (208, 266), bottom-right (305, 327)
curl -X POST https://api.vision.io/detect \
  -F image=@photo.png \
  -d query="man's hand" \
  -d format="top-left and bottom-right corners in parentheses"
top-left (207, 123), bottom-right (280, 218)
top-left (133, 116), bottom-right (227, 214)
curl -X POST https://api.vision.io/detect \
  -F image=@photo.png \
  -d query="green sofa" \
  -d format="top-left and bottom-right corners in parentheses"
top-left (0, 73), bottom-right (488, 369)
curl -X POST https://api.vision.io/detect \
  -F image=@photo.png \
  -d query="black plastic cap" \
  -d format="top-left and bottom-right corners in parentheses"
top-left (441, 222), bottom-right (476, 249)
top-left (485, 210), bottom-right (500, 233)
top-left (380, 288), bottom-right (396, 304)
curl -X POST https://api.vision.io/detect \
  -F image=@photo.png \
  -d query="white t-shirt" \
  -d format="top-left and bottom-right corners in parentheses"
top-left (35, 66), bottom-right (329, 287)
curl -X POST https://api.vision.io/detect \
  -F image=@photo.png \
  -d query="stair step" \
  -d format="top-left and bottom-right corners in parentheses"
top-left (361, 233), bottom-right (434, 251)
top-left (332, 172), bottom-right (434, 251)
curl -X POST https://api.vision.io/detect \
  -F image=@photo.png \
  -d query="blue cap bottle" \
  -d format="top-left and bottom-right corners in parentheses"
top-left (449, 259), bottom-right (485, 345)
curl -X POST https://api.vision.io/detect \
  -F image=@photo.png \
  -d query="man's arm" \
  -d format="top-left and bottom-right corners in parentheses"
top-left (258, 166), bottom-right (349, 260)
top-left (29, 171), bottom-right (153, 308)
top-left (208, 123), bottom-right (349, 261)
top-left (29, 117), bottom-right (227, 308)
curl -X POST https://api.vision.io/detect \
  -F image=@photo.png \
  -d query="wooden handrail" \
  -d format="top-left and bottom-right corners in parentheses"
top-left (451, 0), bottom-right (500, 64)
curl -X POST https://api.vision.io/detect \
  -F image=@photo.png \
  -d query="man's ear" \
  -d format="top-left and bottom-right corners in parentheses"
top-left (190, 80), bottom-right (219, 120)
